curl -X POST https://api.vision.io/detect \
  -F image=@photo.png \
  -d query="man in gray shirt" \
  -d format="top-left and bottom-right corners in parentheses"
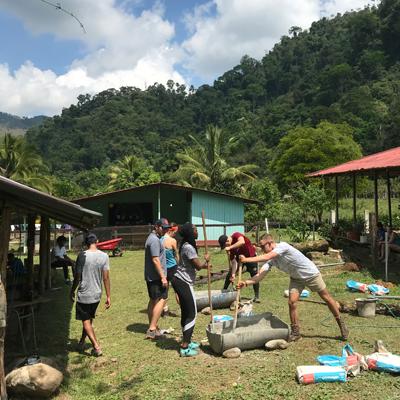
top-left (70, 233), bottom-right (111, 356)
top-left (144, 218), bottom-right (170, 339)
top-left (238, 234), bottom-right (348, 342)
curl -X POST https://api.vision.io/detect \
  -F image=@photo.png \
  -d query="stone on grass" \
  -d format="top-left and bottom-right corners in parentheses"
top-left (201, 307), bottom-right (211, 315)
top-left (265, 339), bottom-right (288, 351)
top-left (6, 363), bottom-right (63, 398)
top-left (222, 347), bottom-right (241, 358)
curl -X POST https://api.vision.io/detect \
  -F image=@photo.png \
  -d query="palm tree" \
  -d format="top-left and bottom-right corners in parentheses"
top-left (173, 125), bottom-right (257, 194)
top-left (108, 155), bottom-right (160, 191)
top-left (0, 133), bottom-right (52, 192)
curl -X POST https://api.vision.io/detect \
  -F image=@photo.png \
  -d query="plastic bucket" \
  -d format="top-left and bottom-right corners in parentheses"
top-left (355, 298), bottom-right (377, 318)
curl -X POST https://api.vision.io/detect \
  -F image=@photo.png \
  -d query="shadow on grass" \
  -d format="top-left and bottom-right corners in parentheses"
top-left (155, 336), bottom-right (179, 351)
top-left (126, 322), bottom-right (148, 334)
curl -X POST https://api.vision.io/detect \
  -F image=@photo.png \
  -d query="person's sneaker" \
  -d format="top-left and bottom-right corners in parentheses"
top-left (145, 329), bottom-right (164, 340)
top-left (91, 348), bottom-right (103, 357)
top-left (180, 347), bottom-right (199, 357)
top-left (252, 297), bottom-right (261, 303)
top-left (188, 341), bottom-right (200, 350)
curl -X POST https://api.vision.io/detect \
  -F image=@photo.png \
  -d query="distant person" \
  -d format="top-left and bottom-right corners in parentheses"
top-left (376, 222), bottom-right (386, 242)
top-left (70, 233), bottom-right (111, 357)
top-left (237, 234), bottom-right (349, 341)
top-left (218, 232), bottom-right (260, 302)
top-left (7, 253), bottom-right (25, 277)
top-left (161, 223), bottom-right (180, 317)
top-left (144, 218), bottom-right (171, 339)
top-left (171, 223), bottom-right (210, 357)
top-left (379, 226), bottom-right (400, 261)
top-left (51, 235), bottom-right (75, 284)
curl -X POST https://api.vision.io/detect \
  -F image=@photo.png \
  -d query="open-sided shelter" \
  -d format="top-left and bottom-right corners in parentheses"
top-left (74, 182), bottom-right (258, 243)
top-left (307, 146), bottom-right (400, 226)
top-left (0, 176), bottom-right (101, 399)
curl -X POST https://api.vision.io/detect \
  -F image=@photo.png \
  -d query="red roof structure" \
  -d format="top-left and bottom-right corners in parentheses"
top-left (307, 146), bottom-right (400, 177)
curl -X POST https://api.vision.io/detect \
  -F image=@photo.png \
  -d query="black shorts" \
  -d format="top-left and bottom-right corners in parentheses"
top-left (167, 265), bottom-right (178, 281)
top-left (146, 280), bottom-right (168, 300)
top-left (76, 301), bottom-right (99, 321)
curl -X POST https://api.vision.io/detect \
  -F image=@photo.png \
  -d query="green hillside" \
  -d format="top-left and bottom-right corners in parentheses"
top-left (25, 0), bottom-right (400, 198)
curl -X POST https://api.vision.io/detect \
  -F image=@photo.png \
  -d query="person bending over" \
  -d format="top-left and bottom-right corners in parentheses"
top-left (171, 223), bottom-right (210, 357)
top-left (237, 234), bottom-right (348, 342)
top-left (218, 232), bottom-right (260, 302)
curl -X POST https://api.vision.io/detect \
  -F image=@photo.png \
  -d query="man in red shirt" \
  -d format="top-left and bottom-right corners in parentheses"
top-left (219, 232), bottom-right (260, 302)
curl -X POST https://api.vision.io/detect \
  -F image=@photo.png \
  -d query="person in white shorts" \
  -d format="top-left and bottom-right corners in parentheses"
top-left (237, 234), bottom-right (348, 342)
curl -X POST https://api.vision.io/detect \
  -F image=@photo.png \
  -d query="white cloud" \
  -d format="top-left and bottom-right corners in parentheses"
top-left (321, 0), bottom-right (374, 17)
top-left (0, 0), bottom-right (377, 116)
top-left (0, 0), bottom-right (185, 116)
top-left (182, 0), bottom-right (374, 81)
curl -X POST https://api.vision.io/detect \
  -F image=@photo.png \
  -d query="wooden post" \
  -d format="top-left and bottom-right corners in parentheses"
top-left (386, 170), bottom-right (392, 227)
top-left (39, 215), bottom-right (49, 294)
top-left (0, 205), bottom-right (11, 400)
top-left (374, 170), bottom-right (379, 221)
top-left (27, 214), bottom-right (36, 298)
top-left (335, 176), bottom-right (339, 224)
top-left (352, 174), bottom-right (357, 224)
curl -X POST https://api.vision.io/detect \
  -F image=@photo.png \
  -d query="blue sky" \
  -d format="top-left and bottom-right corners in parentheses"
top-left (0, 0), bottom-right (373, 116)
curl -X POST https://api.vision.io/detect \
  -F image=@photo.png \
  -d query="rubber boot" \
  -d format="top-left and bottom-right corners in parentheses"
top-left (336, 317), bottom-right (349, 340)
top-left (288, 324), bottom-right (301, 342)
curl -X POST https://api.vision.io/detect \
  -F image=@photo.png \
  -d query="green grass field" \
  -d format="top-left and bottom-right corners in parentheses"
top-left (14, 250), bottom-right (400, 400)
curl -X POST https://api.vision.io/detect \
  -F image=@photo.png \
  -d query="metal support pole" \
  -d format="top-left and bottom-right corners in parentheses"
top-left (374, 170), bottom-right (379, 221)
top-left (386, 170), bottom-right (392, 227)
top-left (335, 176), bottom-right (339, 224)
top-left (352, 173), bottom-right (357, 224)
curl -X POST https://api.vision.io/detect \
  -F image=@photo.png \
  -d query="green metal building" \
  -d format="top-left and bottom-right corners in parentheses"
top-left (74, 183), bottom-right (257, 241)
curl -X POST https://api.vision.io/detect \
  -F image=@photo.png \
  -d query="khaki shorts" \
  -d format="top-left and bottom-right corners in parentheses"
top-left (289, 273), bottom-right (326, 294)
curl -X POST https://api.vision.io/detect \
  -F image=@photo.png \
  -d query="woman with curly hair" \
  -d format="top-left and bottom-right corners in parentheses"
top-left (172, 222), bottom-right (210, 357)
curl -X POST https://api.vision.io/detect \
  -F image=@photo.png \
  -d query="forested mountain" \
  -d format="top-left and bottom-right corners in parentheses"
top-left (0, 112), bottom-right (46, 132)
top-left (26, 0), bottom-right (400, 198)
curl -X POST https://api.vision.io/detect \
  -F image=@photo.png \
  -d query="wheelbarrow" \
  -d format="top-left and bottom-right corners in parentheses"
top-left (97, 238), bottom-right (123, 257)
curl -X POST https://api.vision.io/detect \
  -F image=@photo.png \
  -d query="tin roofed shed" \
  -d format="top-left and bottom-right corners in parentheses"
top-left (74, 183), bottom-right (258, 242)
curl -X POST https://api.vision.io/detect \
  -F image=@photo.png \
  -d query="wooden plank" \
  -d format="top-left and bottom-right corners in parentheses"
top-left (39, 215), bottom-right (49, 294)
top-left (27, 214), bottom-right (36, 298)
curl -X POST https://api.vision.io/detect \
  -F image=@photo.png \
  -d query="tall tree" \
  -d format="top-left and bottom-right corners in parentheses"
top-left (0, 134), bottom-right (51, 192)
top-left (108, 155), bottom-right (160, 191)
top-left (173, 125), bottom-right (257, 194)
top-left (271, 121), bottom-right (363, 189)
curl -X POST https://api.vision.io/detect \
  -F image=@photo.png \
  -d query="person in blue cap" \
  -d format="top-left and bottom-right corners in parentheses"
top-left (144, 218), bottom-right (171, 340)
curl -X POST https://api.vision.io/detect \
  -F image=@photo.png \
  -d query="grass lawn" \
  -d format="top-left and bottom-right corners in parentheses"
top-left (19, 250), bottom-right (400, 400)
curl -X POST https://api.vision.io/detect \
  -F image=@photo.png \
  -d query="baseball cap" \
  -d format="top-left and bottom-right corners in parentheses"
top-left (218, 234), bottom-right (228, 249)
top-left (155, 217), bottom-right (171, 229)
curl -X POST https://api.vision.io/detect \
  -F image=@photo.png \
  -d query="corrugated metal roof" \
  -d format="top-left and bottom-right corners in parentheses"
top-left (0, 176), bottom-right (102, 229)
top-left (73, 182), bottom-right (260, 204)
top-left (307, 146), bottom-right (400, 177)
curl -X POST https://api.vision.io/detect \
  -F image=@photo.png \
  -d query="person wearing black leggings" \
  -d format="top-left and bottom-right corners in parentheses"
top-left (171, 223), bottom-right (210, 357)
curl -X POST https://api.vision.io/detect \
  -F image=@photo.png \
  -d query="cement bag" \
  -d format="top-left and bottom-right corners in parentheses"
top-left (317, 344), bottom-right (358, 368)
top-left (367, 353), bottom-right (400, 374)
top-left (367, 284), bottom-right (389, 296)
top-left (346, 280), bottom-right (368, 293)
top-left (296, 366), bottom-right (347, 384)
